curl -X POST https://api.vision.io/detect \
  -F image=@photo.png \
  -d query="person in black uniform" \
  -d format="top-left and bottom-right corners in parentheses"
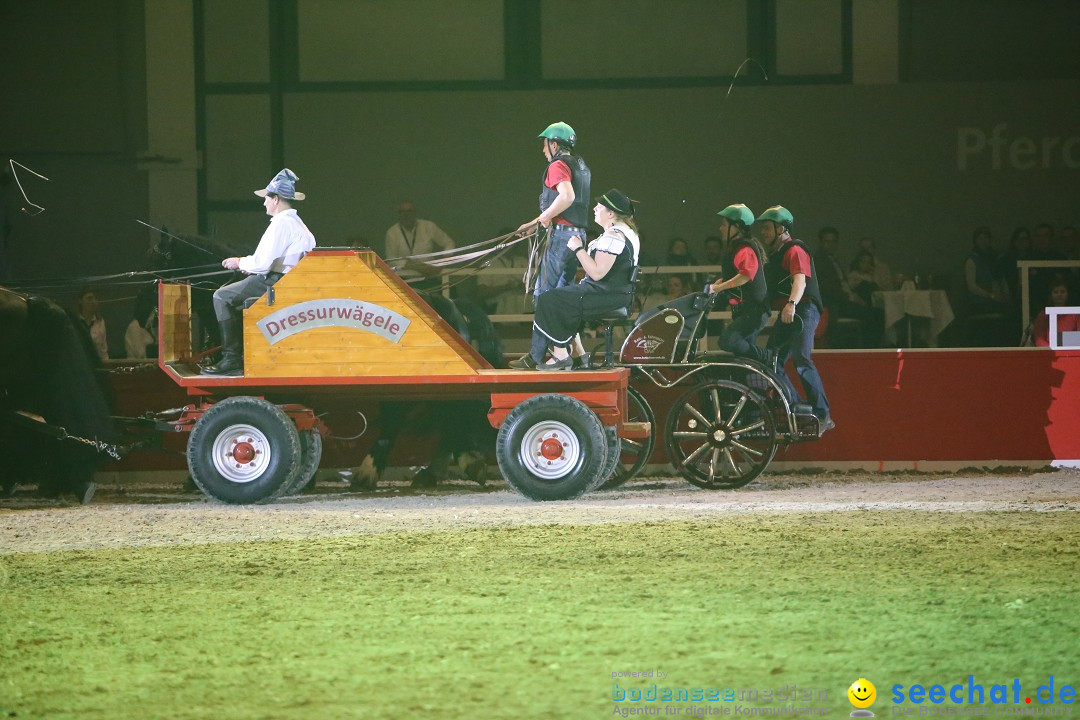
top-left (708, 204), bottom-right (772, 365)
top-left (530, 189), bottom-right (640, 370)
top-left (760, 206), bottom-right (834, 435)
top-left (510, 121), bottom-right (592, 369)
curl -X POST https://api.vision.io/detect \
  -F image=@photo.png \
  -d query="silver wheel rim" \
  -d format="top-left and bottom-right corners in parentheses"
top-left (211, 423), bottom-right (272, 484)
top-left (519, 420), bottom-right (581, 480)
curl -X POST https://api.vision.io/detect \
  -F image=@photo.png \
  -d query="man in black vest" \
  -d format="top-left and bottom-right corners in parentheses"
top-left (760, 206), bottom-right (834, 435)
top-left (510, 121), bottom-right (592, 369)
top-left (709, 204), bottom-right (772, 365)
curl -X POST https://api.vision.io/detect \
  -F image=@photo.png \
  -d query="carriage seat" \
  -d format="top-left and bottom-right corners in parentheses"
top-left (593, 266), bottom-right (640, 367)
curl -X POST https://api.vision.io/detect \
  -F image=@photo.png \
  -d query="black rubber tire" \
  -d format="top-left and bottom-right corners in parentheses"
top-left (600, 386), bottom-right (655, 490)
top-left (284, 430), bottom-right (323, 495)
top-left (495, 394), bottom-right (607, 501)
top-left (594, 426), bottom-right (621, 491)
top-left (665, 380), bottom-right (778, 490)
top-left (187, 396), bottom-right (302, 504)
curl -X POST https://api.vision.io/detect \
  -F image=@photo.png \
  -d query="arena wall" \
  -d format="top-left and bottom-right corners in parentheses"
top-left (100, 347), bottom-right (1080, 480)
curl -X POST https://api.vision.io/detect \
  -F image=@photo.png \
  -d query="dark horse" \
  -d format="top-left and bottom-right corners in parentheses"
top-left (0, 286), bottom-right (116, 501)
top-left (348, 289), bottom-right (504, 490)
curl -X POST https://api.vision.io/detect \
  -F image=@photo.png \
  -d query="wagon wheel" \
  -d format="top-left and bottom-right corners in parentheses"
top-left (495, 394), bottom-right (607, 501)
top-left (284, 430), bottom-right (323, 495)
top-left (665, 380), bottom-right (777, 490)
top-left (187, 397), bottom-right (302, 504)
top-left (600, 386), bottom-right (655, 490)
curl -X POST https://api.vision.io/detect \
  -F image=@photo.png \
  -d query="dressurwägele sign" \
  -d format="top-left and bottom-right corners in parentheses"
top-left (255, 299), bottom-right (411, 345)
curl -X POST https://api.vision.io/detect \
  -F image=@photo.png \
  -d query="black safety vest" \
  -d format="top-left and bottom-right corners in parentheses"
top-left (539, 153), bottom-right (591, 229)
top-left (723, 238), bottom-right (767, 308)
top-left (766, 238), bottom-right (824, 312)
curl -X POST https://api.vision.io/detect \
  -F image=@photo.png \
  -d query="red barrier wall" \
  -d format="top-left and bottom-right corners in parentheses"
top-left (103, 348), bottom-right (1080, 472)
top-left (794, 347), bottom-right (1080, 462)
top-left (783, 348), bottom-right (1079, 463)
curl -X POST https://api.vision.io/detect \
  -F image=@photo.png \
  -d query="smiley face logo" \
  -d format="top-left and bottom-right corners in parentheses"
top-left (848, 678), bottom-right (877, 709)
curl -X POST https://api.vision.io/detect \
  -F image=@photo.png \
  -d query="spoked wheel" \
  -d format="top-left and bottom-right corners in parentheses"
top-left (284, 430), bottom-right (323, 495)
top-left (187, 397), bottom-right (302, 503)
top-left (600, 386), bottom-right (655, 490)
top-left (665, 380), bottom-right (777, 490)
top-left (496, 394), bottom-right (607, 501)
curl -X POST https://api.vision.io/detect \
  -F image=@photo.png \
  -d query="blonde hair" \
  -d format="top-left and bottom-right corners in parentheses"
top-left (615, 212), bottom-right (638, 234)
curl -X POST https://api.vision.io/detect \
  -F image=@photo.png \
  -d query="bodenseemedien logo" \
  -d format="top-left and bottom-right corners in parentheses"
top-left (849, 678), bottom-right (877, 717)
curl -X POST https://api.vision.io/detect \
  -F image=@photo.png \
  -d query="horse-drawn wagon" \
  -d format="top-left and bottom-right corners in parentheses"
top-left (154, 248), bottom-right (645, 503)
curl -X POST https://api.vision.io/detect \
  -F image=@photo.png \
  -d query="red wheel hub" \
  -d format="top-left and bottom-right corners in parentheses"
top-left (539, 437), bottom-right (564, 461)
top-left (232, 442), bottom-right (256, 464)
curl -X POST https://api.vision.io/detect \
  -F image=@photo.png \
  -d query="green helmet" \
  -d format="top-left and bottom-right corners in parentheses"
top-left (538, 121), bottom-right (577, 148)
top-left (717, 203), bottom-right (755, 229)
top-left (758, 205), bottom-right (794, 228)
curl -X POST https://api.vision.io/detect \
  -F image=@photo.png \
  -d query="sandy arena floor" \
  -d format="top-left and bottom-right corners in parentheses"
top-left (2, 470), bottom-right (1078, 554)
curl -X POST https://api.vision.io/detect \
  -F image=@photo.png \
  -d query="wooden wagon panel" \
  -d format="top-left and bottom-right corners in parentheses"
top-left (241, 251), bottom-right (486, 378)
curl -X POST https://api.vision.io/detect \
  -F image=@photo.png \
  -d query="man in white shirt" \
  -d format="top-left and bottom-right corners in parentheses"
top-left (384, 201), bottom-right (454, 290)
top-left (203, 168), bottom-right (316, 375)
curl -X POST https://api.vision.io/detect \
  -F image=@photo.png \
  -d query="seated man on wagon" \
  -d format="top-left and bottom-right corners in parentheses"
top-left (202, 168), bottom-right (316, 376)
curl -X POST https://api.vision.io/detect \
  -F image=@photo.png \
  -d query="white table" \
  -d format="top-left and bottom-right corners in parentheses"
top-left (872, 288), bottom-right (955, 347)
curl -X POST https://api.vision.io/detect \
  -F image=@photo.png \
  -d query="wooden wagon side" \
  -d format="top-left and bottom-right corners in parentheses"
top-left (155, 248), bottom-right (640, 503)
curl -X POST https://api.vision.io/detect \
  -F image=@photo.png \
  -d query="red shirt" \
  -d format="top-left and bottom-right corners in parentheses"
top-left (782, 245), bottom-right (813, 278)
top-left (545, 160), bottom-right (573, 227)
top-left (733, 246), bottom-right (759, 279)
top-left (728, 246), bottom-right (760, 307)
top-left (771, 245), bottom-right (814, 310)
top-left (1033, 311), bottom-right (1080, 347)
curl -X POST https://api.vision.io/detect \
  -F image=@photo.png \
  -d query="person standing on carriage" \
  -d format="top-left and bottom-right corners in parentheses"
top-left (758, 205), bottom-right (833, 435)
top-left (202, 168), bottom-right (316, 376)
top-left (529, 189), bottom-right (640, 370)
top-left (509, 121), bottom-right (592, 369)
top-left (708, 204), bottom-right (773, 366)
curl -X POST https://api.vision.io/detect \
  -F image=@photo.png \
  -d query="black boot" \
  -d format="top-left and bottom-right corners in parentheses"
top-left (202, 317), bottom-right (243, 375)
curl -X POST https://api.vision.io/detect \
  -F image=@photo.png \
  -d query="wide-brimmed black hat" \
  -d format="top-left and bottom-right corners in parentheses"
top-left (595, 188), bottom-right (636, 216)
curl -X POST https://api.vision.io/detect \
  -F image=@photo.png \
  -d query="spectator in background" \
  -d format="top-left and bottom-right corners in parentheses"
top-left (702, 235), bottom-right (724, 268)
top-left (847, 252), bottom-right (881, 305)
top-left (857, 237), bottom-right (895, 290)
top-left (964, 226), bottom-right (1009, 314)
top-left (385, 201), bottom-right (454, 291)
top-left (1027, 223), bottom-right (1066, 318)
top-left (665, 237), bottom-right (696, 267)
top-left (643, 273), bottom-right (690, 310)
top-left (74, 288), bottom-right (109, 362)
top-left (665, 237), bottom-right (699, 288)
top-left (1030, 277), bottom-right (1078, 347)
top-left (1030, 223), bottom-right (1062, 260)
top-left (1060, 226), bottom-right (1078, 259)
top-left (998, 226), bottom-right (1031, 301)
top-left (125, 285), bottom-right (158, 359)
top-left (816, 226), bottom-right (883, 347)
top-left (815, 226), bottom-right (852, 308)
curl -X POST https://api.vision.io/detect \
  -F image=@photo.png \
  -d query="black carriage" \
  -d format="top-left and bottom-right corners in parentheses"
top-left (600, 291), bottom-right (821, 490)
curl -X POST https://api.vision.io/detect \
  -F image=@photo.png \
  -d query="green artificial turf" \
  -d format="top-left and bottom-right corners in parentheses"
top-left (1, 512), bottom-right (1078, 719)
